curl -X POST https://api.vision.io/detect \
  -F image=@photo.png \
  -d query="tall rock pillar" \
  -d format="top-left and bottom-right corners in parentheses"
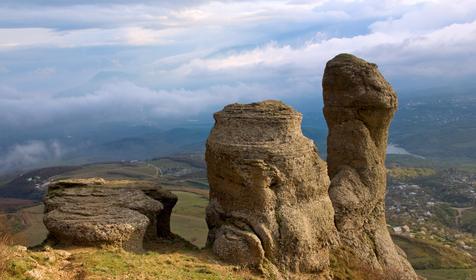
top-left (206, 100), bottom-right (336, 279)
top-left (323, 53), bottom-right (418, 279)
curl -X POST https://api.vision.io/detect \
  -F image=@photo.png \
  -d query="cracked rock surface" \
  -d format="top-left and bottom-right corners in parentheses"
top-left (205, 100), bottom-right (336, 279)
top-left (44, 179), bottom-right (177, 251)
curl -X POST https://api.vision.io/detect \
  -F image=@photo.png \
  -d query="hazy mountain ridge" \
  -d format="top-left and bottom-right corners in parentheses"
top-left (2, 88), bottom-right (476, 176)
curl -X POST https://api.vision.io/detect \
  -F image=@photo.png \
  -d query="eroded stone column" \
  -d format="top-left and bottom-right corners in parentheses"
top-left (206, 100), bottom-right (336, 279)
top-left (323, 53), bottom-right (418, 279)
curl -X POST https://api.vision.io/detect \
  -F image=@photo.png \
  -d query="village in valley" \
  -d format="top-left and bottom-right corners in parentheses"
top-left (386, 167), bottom-right (476, 260)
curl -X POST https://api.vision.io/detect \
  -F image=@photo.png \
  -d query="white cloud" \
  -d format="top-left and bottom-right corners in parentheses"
top-left (0, 1), bottom-right (372, 49)
top-left (370, 0), bottom-right (476, 34)
top-left (0, 80), bottom-right (305, 128)
top-left (167, 19), bottom-right (476, 80)
top-left (33, 67), bottom-right (56, 78)
top-left (0, 0), bottom-right (475, 130)
top-left (0, 140), bottom-right (63, 174)
top-left (0, 27), bottom-right (175, 49)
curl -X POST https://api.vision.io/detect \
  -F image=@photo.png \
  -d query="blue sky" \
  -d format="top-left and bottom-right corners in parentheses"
top-left (0, 0), bottom-right (476, 171)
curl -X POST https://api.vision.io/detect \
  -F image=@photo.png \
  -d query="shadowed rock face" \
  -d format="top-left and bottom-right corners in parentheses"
top-left (205, 100), bottom-right (336, 279)
top-left (323, 54), bottom-right (418, 279)
top-left (43, 179), bottom-right (177, 251)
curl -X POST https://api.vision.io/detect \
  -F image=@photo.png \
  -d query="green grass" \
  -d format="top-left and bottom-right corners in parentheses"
top-left (416, 268), bottom-right (476, 280)
top-left (3, 243), bottom-right (257, 280)
top-left (432, 204), bottom-right (458, 228)
top-left (184, 180), bottom-right (209, 189)
top-left (72, 247), bottom-right (254, 280)
top-left (386, 154), bottom-right (476, 173)
top-left (172, 191), bottom-right (208, 219)
top-left (56, 163), bottom-right (158, 181)
top-left (148, 158), bottom-right (193, 169)
top-left (5, 258), bottom-right (34, 279)
top-left (171, 191), bottom-right (209, 247)
top-left (172, 215), bottom-right (208, 248)
top-left (387, 167), bottom-right (436, 179)
top-left (461, 208), bottom-right (476, 234)
top-left (392, 235), bottom-right (475, 270)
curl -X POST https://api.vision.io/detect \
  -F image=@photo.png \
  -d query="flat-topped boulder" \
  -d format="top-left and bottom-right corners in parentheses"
top-left (206, 100), bottom-right (336, 279)
top-left (43, 178), bottom-right (177, 251)
top-left (45, 205), bottom-right (149, 251)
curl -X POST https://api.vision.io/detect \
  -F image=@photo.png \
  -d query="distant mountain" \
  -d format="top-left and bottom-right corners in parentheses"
top-left (69, 127), bottom-right (210, 162)
top-left (0, 166), bottom-right (79, 200)
top-left (2, 87), bottom-right (476, 176)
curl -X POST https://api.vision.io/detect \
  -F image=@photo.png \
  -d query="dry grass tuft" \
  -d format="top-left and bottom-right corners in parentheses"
top-left (331, 247), bottom-right (411, 280)
top-left (0, 224), bottom-right (13, 276)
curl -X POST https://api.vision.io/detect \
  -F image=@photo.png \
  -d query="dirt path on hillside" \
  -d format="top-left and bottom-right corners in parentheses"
top-left (452, 207), bottom-right (473, 226)
top-left (146, 163), bottom-right (161, 178)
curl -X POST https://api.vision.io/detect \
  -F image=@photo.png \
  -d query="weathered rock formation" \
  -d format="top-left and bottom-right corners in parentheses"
top-left (205, 101), bottom-right (336, 279)
top-left (323, 54), bottom-right (418, 279)
top-left (43, 179), bottom-right (177, 251)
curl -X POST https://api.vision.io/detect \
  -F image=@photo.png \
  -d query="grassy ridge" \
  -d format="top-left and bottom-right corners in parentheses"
top-left (2, 243), bottom-right (257, 280)
top-left (393, 235), bottom-right (475, 270)
top-left (462, 208), bottom-right (476, 234)
top-left (74, 248), bottom-right (252, 280)
top-left (55, 163), bottom-right (158, 181)
top-left (416, 268), bottom-right (476, 280)
top-left (387, 167), bottom-right (436, 179)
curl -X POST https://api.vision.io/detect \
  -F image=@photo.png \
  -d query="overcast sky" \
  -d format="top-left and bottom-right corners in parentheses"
top-left (0, 0), bottom-right (475, 129)
top-left (0, 0), bottom-right (475, 173)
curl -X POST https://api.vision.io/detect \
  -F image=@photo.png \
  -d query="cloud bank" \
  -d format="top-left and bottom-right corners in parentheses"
top-left (0, 140), bottom-right (62, 174)
top-left (0, 0), bottom-right (475, 164)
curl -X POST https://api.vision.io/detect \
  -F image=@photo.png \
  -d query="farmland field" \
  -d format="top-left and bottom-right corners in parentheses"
top-left (170, 191), bottom-right (209, 248)
top-left (0, 204), bottom-right (47, 247)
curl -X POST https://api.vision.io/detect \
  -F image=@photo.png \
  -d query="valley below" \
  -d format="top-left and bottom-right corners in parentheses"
top-left (0, 153), bottom-right (475, 279)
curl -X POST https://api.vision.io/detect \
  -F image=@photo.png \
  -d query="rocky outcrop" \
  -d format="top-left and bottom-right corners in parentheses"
top-left (205, 100), bottom-right (336, 279)
top-left (323, 54), bottom-right (418, 279)
top-left (43, 179), bottom-right (177, 251)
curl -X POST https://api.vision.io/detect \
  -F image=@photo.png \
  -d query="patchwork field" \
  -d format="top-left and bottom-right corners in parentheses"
top-left (170, 191), bottom-right (209, 248)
